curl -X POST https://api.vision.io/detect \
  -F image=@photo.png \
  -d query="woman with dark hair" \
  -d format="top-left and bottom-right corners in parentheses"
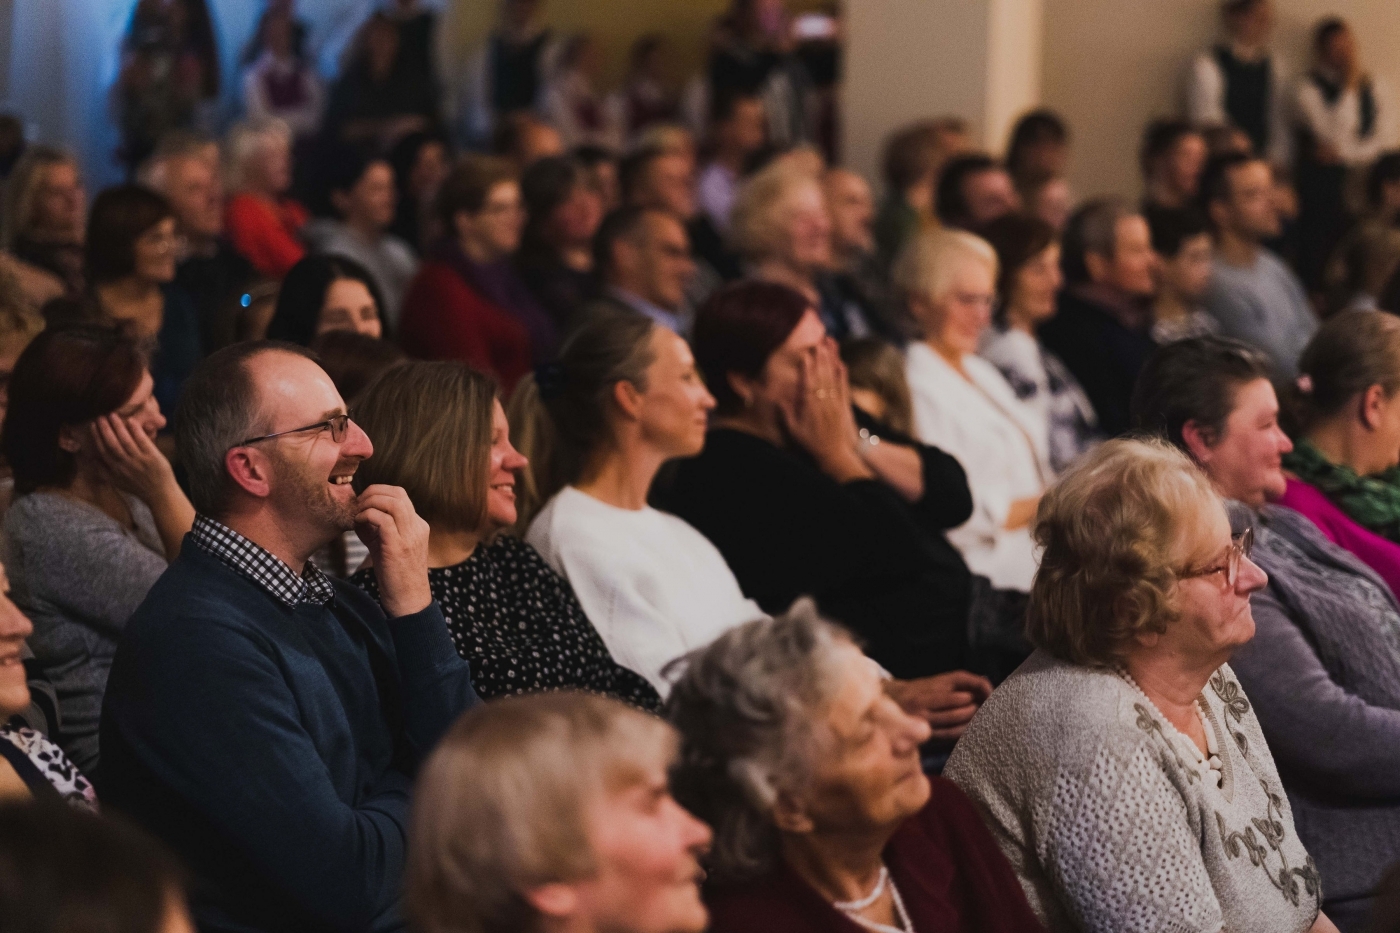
top-left (324, 12), bottom-right (437, 149)
top-left (1004, 108), bottom-right (1068, 194)
top-left (386, 130), bottom-right (451, 251)
top-left (978, 212), bottom-right (1098, 474)
top-left (657, 280), bottom-right (993, 683)
top-left (1132, 335), bottom-right (1400, 929)
top-left (265, 254), bottom-right (383, 346)
top-left (512, 309), bottom-right (762, 694)
top-left (0, 802), bottom-right (191, 929)
top-left (350, 360), bottom-right (659, 708)
top-left (1, 326), bottom-right (192, 773)
top-left (516, 156), bottom-right (604, 327)
top-left (399, 155), bottom-right (551, 390)
top-left (86, 184), bottom-right (201, 417)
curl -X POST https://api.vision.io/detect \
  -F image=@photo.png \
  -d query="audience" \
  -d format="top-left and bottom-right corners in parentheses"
top-left (668, 604), bottom-right (1040, 932)
top-left (398, 154), bottom-right (547, 389)
top-left (0, 555), bottom-right (95, 805)
top-left (350, 360), bottom-right (660, 708)
top-left (1134, 337), bottom-right (1400, 930)
top-left (729, 162), bottom-right (833, 311)
top-left (305, 149), bottom-right (417, 329)
top-left (660, 280), bottom-right (988, 680)
top-left (934, 153), bottom-right (1021, 233)
top-left (266, 254), bottom-right (383, 346)
top-left (1140, 119), bottom-right (1209, 213)
top-left (574, 143), bottom-right (623, 212)
top-left (2, 326), bottom-right (192, 775)
top-left (515, 310), bottom-right (763, 694)
top-left (3, 145), bottom-right (86, 295)
top-left (978, 213), bottom-right (1098, 474)
top-left (1295, 17), bottom-right (1394, 290)
top-left (517, 156), bottom-right (606, 329)
top-left (841, 335), bottom-right (914, 434)
top-left (1023, 174), bottom-right (1073, 233)
top-left (1005, 108), bottom-right (1070, 198)
top-left (223, 117), bottom-right (309, 279)
top-left (622, 143), bottom-right (738, 292)
top-left (324, 12), bottom-right (436, 150)
top-left (1278, 312), bottom-right (1400, 595)
top-left (386, 130), bottom-right (451, 253)
top-left (1040, 197), bottom-right (1159, 437)
top-left (946, 438), bottom-right (1336, 933)
top-left (241, 3), bottom-right (323, 140)
top-left (492, 111), bottom-right (566, 172)
top-left (140, 134), bottom-right (259, 356)
top-left (823, 166), bottom-right (907, 341)
top-left (1185, 0), bottom-right (1290, 165)
top-left (542, 34), bottom-right (614, 151)
top-left (406, 692), bottom-right (711, 933)
top-left (1147, 205), bottom-right (1221, 343)
top-left (584, 206), bottom-right (695, 333)
top-left (603, 33), bottom-right (679, 148)
top-left (459, 0), bottom-right (560, 150)
top-left (0, 803), bottom-right (191, 929)
top-left (696, 89), bottom-right (767, 236)
top-left (874, 117), bottom-right (969, 270)
top-left (100, 341), bottom-right (480, 931)
top-left (1326, 152), bottom-right (1400, 313)
top-left (85, 185), bottom-right (202, 417)
top-left (1200, 152), bottom-right (1317, 379)
top-left (894, 230), bottom-right (1049, 595)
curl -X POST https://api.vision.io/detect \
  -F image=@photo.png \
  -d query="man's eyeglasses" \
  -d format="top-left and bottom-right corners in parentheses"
top-left (1179, 527), bottom-right (1254, 588)
top-left (234, 414), bottom-right (352, 449)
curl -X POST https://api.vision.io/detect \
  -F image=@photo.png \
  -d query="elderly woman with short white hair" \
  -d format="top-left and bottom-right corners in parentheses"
top-left (667, 601), bottom-right (1045, 933)
top-left (945, 438), bottom-right (1339, 933)
top-left (223, 117), bottom-right (309, 279)
top-left (894, 228), bottom-right (1053, 595)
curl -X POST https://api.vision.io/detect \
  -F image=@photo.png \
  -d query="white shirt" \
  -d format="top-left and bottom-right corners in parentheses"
top-left (1183, 48), bottom-right (1293, 166)
top-left (526, 486), bottom-right (766, 695)
top-left (905, 342), bottom-right (1050, 592)
top-left (1295, 72), bottom-right (1396, 167)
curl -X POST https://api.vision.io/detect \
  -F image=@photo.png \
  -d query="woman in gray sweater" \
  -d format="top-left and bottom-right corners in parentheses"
top-left (1132, 335), bottom-right (1400, 932)
top-left (1, 326), bottom-right (193, 773)
top-left (945, 438), bottom-right (1333, 933)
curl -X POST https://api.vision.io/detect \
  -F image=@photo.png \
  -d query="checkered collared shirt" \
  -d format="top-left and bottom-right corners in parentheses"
top-left (189, 514), bottom-right (336, 607)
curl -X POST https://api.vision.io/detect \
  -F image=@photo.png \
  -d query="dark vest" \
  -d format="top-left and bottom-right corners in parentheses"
top-left (490, 30), bottom-right (550, 113)
top-left (1214, 45), bottom-right (1273, 154)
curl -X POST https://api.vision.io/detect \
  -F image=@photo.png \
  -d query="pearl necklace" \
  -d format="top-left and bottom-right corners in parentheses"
top-left (1117, 667), bottom-right (1223, 788)
top-left (832, 865), bottom-right (915, 933)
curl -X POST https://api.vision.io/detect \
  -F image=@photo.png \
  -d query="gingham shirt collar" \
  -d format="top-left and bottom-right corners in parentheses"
top-left (190, 514), bottom-right (335, 607)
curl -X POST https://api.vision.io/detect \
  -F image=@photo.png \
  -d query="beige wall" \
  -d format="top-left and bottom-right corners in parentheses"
top-left (1043, 0), bottom-right (1400, 201)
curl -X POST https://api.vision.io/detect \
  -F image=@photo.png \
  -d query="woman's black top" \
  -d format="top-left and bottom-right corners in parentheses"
top-left (655, 419), bottom-right (974, 680)
top-left (352, 536), bottom-right (660, 710)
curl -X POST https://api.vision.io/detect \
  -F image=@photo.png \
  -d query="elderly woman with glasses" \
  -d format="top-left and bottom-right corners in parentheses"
top-left (667, 601), bottom-right (1045, 933)
top-left (1133, 336), bottom-right (1400, 931)
top-left (945, 438), bottom-right (1338, 933)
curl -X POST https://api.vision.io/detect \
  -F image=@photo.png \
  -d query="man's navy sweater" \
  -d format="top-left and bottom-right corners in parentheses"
top-left (99, 539), bottom-right (480, 933)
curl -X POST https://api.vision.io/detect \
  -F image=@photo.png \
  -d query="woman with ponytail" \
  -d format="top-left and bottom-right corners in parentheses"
top-left (512, 308), bottom-right (764, 696)
top-left (1280, 308), bottom-right (1400, 595)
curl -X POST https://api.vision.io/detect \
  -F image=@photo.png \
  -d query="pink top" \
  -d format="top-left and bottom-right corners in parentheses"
top-left (1277, 477), bottom-right (1400, 599)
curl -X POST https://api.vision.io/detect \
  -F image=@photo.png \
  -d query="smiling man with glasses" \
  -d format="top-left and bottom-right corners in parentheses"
top-left (100, 340), bottom-right (480, 933)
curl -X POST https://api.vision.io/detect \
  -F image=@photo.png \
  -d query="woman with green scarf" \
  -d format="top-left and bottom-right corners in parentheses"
top-left (1279, 309), bottom-right (1400, 597)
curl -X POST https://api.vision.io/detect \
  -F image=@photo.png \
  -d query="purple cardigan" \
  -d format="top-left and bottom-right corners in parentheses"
top-left (1276, 477), bottom-right (1400, 599)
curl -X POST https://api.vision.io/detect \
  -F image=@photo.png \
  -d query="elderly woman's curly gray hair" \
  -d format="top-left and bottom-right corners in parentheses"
top-left (664, 599), bottom-right (853, 881)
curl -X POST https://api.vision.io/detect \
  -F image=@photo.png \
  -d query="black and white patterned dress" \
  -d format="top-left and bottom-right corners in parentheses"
top-left (0, 723), bottom-right (97, 809)
top-left (352, 536), bottom-right (660, 710)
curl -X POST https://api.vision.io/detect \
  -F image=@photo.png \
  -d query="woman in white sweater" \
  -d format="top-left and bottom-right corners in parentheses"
top-left (512, 309), bottom-right (764, 694)
top-left (893, 229), bottom-right (1053, 593)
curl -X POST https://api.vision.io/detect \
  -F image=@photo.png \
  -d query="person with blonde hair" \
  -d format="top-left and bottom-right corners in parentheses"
top-left (406, 691), bottom-right (711, 933)
top-left (222, 117), bottom-right (309, 278)
top-left (947, 437), bottom-right (1336, 933)
top-left (895, 228), bottom-right (1052, 595)
top-left (350, 360), bottom-right (659, 708)
top-left (669, 602), bottom-right (1043, 933)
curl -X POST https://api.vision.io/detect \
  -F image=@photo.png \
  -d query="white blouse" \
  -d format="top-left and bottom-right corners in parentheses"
top-left (905, 342), bottom-right (1051, 592)
top-left (526, 486), bottom-right (766, 695)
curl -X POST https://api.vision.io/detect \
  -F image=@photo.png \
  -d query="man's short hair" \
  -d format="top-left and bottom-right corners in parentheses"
top-left (1061, 197), bottom-right (1134, 285)
top-left (881, 118), bottom-right (966, 192)
top-left (435, 155), bottom-right (518, 230)
top-left (1198, 152), bottom-right (1260, 213)
top-left (1146, 205), bottom-right (1211, 258)
top-left (1139, 119), bottom-right (1201, 178)
top-left (175, 341), bottom-right (315, 518)
top-left (593, 205), bottom-right (665, 277)
top-left (709, 87), bottom-right (762, 126)
top-left (618, 146), bottom-right (668, 204)
top-left (934, 153), bottom-right (998, 228)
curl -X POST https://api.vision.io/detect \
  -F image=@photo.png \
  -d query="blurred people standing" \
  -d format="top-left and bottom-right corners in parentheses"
top-left (1184, 0), bottom-right (1290, 166)
top-left (459, 0), bottom-right (561, 150)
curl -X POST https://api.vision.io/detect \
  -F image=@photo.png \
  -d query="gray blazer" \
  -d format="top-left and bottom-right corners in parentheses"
top-left (1229, 501), bottom-right (1400, 931)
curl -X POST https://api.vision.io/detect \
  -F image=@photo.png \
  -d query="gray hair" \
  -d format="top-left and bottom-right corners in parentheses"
top-left (665, 599), bottom-right (852, 881)
top-left (1063, 196), bottom-right (1135, 285)
top-left (175, 341), bottom-right (311, 518)
top-left (223, 117), bottom-right (291, 192)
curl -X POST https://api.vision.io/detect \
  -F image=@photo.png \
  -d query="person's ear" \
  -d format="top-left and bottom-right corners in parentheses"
top-left (726, 371), bottom-right (758, 411)
top-left (1180, 418), bottom-right (1217, 465)
top-left (225, 447), bottom-right (274, 500)
top-left (523, 882), bottom-right (581, 920)
top-left (771, 788), bottom-right (815, 835)
top-left (1083, 251), bottom-right (1111, 285)
top-left (612, 379), bottom-right (645, 421)
top-left (57, 423), bottom-right (83, 455)
top-left (1361, 384), bottom-right (1387, 431)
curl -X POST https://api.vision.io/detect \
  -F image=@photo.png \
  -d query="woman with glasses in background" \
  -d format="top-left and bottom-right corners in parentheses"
top-left (1132, 336), bottom-right (1400, 932)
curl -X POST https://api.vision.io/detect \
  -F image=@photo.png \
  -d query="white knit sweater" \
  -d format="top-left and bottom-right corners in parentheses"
top-left (945, 651), bottom-right (1321, 933)
top-left (526, 487), bottom-right (765, 695)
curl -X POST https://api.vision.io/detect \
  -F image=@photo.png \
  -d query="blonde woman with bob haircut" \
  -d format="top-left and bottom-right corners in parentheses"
top-left (222, 117), bottom-right (309, 279)
top-left (895, 228), bottom-right (1052, 594)
top-left (405, 691), bottom-right (711, 933)
top-left (349, 361), bottom-right (659, 708)
top-left (946, 438), bottom-right (1338, 933)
